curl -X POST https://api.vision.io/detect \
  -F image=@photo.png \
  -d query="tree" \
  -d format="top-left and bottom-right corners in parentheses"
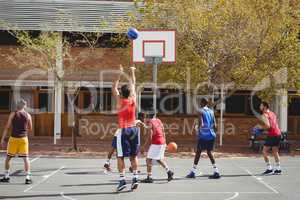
top-left (120, 0), bottom-right (300, 100)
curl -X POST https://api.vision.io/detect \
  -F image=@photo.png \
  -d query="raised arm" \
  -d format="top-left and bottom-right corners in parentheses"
top-left (112, 65), bottom-right (123, 99)
top-left (129, 66), bottom-right (136, 97)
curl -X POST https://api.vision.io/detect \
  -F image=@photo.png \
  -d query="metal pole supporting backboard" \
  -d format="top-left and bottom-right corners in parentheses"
top-left (153, 63), bottom-right (158, 116)
top-left (219, 83), bottom-right (225, 147)
top-left (145, 57), bottom-right (163, 117)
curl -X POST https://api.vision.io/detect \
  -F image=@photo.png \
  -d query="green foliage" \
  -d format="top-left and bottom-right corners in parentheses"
top-left (1, 28), bottom-right (108, 82)
top-left (123, 0), bottom-right (300, 97)
top-left (6, 31), bottom-right (60, 70)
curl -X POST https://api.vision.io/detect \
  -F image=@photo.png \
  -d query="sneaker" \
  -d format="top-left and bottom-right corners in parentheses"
top-left (209, 172), bottom-right (221, 179)
top-left (262, 169), bottom-right (273, 175)
top-left (131, 177), bottom-right (139, 190)
top-left (167, 170), bottom-right (174, 182)
top-left (273, 169), bottom-right (282, 175)
top-left (186, 171), bottom-right (196, 178)
top-left (0, 177), bottom-right (10, 183)
top-left (104, 163), bottom-right (111, 172)
top-left (116, 179), bottom-right (127, 192)
top-left (141, 176), bottom-right (154, 183)
top-left (25, 178), bottom-right (33, 185)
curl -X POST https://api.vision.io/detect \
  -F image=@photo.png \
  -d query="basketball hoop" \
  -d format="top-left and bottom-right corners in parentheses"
top-left (131, 30), bottom-right (176, 116)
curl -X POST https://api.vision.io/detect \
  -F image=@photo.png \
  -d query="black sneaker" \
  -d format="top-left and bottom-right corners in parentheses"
top-left (25, 178), bottom-right (33, 185)
top-left (0, 177), bottom-right (10, 183)
top-left (104, 163), bottom-right (111, 172)
top-left (273, 169), bottom-right (282, 175)
top-left (116, 179), bottom-right (126, 192)
top-left (141, 176), bottom-right (154, 183)
top-left (131, 177), bottom-right (139, 190)
top-left (167, 170), bottom-right (174, 182)
top-left (262, 169), bottom-right (273, 175)
top-left (209, 172), bottom-right (221, 179)
top-left (186, 171), bottom-right (196, 178)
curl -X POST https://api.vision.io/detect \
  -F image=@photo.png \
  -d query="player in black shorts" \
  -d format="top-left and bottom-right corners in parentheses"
top-left (186, 98), bottom-right (220, 179)
top-left (255, 101), bottom-right (282, 175)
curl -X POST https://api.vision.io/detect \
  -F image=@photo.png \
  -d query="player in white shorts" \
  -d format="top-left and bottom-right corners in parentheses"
top-left (141, 112), bottom-right (174, 183)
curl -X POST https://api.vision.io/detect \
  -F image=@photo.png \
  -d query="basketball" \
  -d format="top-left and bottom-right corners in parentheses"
top-left (167, 142), bottom-right (178, 153)
top-left (127, 27), bottom-right (139, 40)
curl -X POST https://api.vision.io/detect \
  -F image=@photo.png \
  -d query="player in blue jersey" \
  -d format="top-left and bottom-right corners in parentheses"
top-left (186, 97), bottom-right (221, 179)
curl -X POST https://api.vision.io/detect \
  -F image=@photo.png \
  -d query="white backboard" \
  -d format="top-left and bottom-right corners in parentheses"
top-left (131, 30), bottom-right (176, 64)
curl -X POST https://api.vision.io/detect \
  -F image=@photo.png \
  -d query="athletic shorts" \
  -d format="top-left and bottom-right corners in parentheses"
top-left (147, 144), bottom-right (166, 160)
top-left (264, 136), bottom-right (281, 147)
top-left (7, 136), bottom-right (29, 157)
top-left (116, 127), bottom-right (139, 157)
top-left (111, 136), bottom-right (117, 149)
top-left (197, 139), bottom-right (215, 151)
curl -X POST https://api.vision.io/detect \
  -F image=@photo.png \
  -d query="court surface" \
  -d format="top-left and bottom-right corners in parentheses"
top-left (0, 155), bottom-right (299, 200)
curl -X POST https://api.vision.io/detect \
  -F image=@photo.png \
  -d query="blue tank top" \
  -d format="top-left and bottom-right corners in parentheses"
top-left (198, 106), bottom-right (216, 140)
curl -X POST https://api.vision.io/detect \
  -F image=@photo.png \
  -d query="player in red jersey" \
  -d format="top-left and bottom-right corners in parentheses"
top-left (141, 112), bottom-right (174, 183)
top-left (256, 101), bottom-right (282, 175)
top-left (113, 65), bottom-right (140, 192)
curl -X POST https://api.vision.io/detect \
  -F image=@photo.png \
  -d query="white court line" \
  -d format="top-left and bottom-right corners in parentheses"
top-left (24, 166), bottom-right (65, 193)
top-left (30, 155), bottom-right (41, 163)
top-left (242, 168), bottom-right (279, 194)
top-left (61, 192), bottom-right (77, 200)
top-left (141, 191), bottom-right (272, 194)
top-left (224, 192), bottom-right (239, 200)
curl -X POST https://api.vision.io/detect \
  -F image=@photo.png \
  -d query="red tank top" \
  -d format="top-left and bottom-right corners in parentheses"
top-left (118, 97), bottom-right (136, 128)
top-left (264, 111), bottom-right (281, 137)
top-left (150, 118), bottom-right (166, 145)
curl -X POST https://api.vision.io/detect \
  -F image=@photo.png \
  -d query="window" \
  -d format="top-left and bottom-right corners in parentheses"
top-left (225, 94), bottom-right (246, 114)
top-left (38, 93), bottom-right (53, 112)
top-left (83, 92), bottom-right (92, 110)
top-left (225, 91), bottom-right (262, 115)
top-left (0, 31), bottom-right (18, 45)
top-left (140, 88), bottom-right (186, 114)
top-left (101, 88), bottom-right (112, 111)
top-left (0, 30), bottom-right (41, 45)
top-left (289, 97), bottom-right (300, 116)
top-left (0, 91), bottom-right (10, 111)
top-left (64, 93), bottom-right (79, 112)
top-left (158, 89), bottom-right (186, 114)
top-left (82, 88), bottom-right (112, 112)
top-left (140, 88), bottom-right (154, 112)
top-left (246, 95), bottom-right (261, 115)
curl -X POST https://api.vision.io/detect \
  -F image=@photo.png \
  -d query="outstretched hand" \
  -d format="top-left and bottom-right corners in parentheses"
top-left (130, 65), bottom-right (136, 71)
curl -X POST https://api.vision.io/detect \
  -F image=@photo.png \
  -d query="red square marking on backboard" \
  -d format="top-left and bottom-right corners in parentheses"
top-left (142, 40), bottom-right (166, 58)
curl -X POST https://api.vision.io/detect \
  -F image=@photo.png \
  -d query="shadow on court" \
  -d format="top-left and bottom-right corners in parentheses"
top-left (0, 191), bottom-right (132, 199)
